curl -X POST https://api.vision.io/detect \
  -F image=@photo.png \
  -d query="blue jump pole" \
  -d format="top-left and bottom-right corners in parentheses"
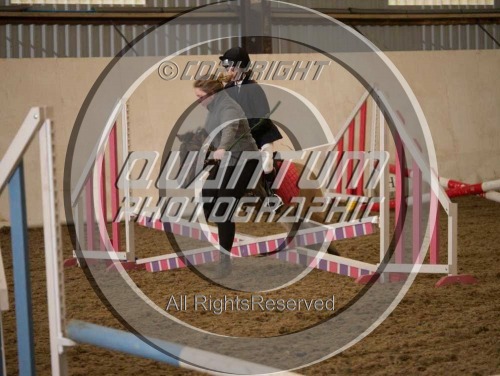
top-left (8, 162), bottom-right (36, 376)
top-left (66, 321), bottom-right (184, 367)
top-left (66, 320), bottom-right (295, 375)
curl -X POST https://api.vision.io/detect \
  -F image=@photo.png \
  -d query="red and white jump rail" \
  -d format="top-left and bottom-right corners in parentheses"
top-left (276, 247), bottom-right (378, 280)
top-left (371, 182), bottom-right (500, 210)
top-left (439, 177), bottom-right (500, 203)
top-left (389, 164), bottom-right (500, 203)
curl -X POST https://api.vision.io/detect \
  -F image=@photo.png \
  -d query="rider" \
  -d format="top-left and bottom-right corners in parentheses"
top-left (219, 46), bottom-right (283, 209)
top-left (194, 77), bottom-right (259, 278)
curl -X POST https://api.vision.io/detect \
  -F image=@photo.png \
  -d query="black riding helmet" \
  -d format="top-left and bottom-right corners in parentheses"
top-left (219, 46), bottom-right (251, 68)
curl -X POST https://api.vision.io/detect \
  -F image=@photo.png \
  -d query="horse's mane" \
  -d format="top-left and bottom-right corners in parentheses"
top-left (178, 127), bottom-right (208, 154)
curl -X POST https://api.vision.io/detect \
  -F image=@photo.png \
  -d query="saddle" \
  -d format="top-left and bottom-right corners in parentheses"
top-left (203, 155), bottom-right (300, 206)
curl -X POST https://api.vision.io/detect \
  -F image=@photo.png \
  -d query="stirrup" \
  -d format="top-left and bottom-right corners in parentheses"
top-left (263, 194), bottom-right (283, 212)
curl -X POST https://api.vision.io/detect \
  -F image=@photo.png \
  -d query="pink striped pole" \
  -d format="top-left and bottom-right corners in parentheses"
top-left (394, 135), bottom-right (405, 265)
top-left (98, 153), bottom-right (107, 251)
top-left (412, 157), bottom-right (422, 263)
top-left (356, 101), bottom-right (367, 196)
top-left (85, 177), bottom-right (94, 251)
top-left (430, 189), bottom-right (439, 264)
top-left (335, 138), bottom-right (343, 194)
top-left (412, 141), bottom-right (423, 264)
top-left (109, 123), bottom-right (120, 252)
top-left (346, 119), bottom-right (355, 195)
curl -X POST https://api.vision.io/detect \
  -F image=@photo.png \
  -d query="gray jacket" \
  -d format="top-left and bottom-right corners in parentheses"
top-left (205, 90), bottom-right (258, 165)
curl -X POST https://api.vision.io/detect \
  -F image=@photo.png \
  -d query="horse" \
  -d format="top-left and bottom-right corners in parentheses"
top-left (175, 127), bottom-right (340, 256)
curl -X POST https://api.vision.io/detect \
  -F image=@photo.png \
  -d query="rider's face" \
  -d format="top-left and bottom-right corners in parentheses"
top-left (223, 66), bottom-right (237, 82)
top-left (221, 61), bottom-right (247, 82)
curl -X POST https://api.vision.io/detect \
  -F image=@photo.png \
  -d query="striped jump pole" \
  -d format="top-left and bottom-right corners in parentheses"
top-left (357, 100), bottom-right (367, 196)
top-left (333, 92), bottom-right (369, 196)
top-left (335, 137), bottom-right (344, 194)
top-left (97, 151), bottom-right (107, 252)
top-left (139, 214), bottom-right (378, 279)
top-left (346, 118), bottom-right (356, 195)
top-left (389, 164), bottom-right (500, 203)
top-left (109, 124), bottom-right (121, 253)
top-left (274, 247), bottom-right (378, 279)
top-left (394, 134), bottom-right (406, 266)
top-left (440, 178), bottom-right (500, 199)
top-left (370, 179), bottom-right (500, 210)
top-left (137, 216), bottom-right (254, 244)
top-left (391, 164), bottom-right (500, 193)
top-left (66, 320), bottom-right (301, 375)
top-left (136, 219), bottom-right (377, 272)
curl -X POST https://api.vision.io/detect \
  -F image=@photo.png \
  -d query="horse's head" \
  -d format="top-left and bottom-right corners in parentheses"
top-left (177, 127), bottom-right (208, 156)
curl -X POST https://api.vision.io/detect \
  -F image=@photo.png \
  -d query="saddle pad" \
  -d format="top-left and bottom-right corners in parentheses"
top-left (275, 161), bottom-right (300, 205)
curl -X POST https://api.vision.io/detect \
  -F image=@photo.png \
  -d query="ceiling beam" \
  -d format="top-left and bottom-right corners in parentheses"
top-left (0, 8), bottom-right (499, 26)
